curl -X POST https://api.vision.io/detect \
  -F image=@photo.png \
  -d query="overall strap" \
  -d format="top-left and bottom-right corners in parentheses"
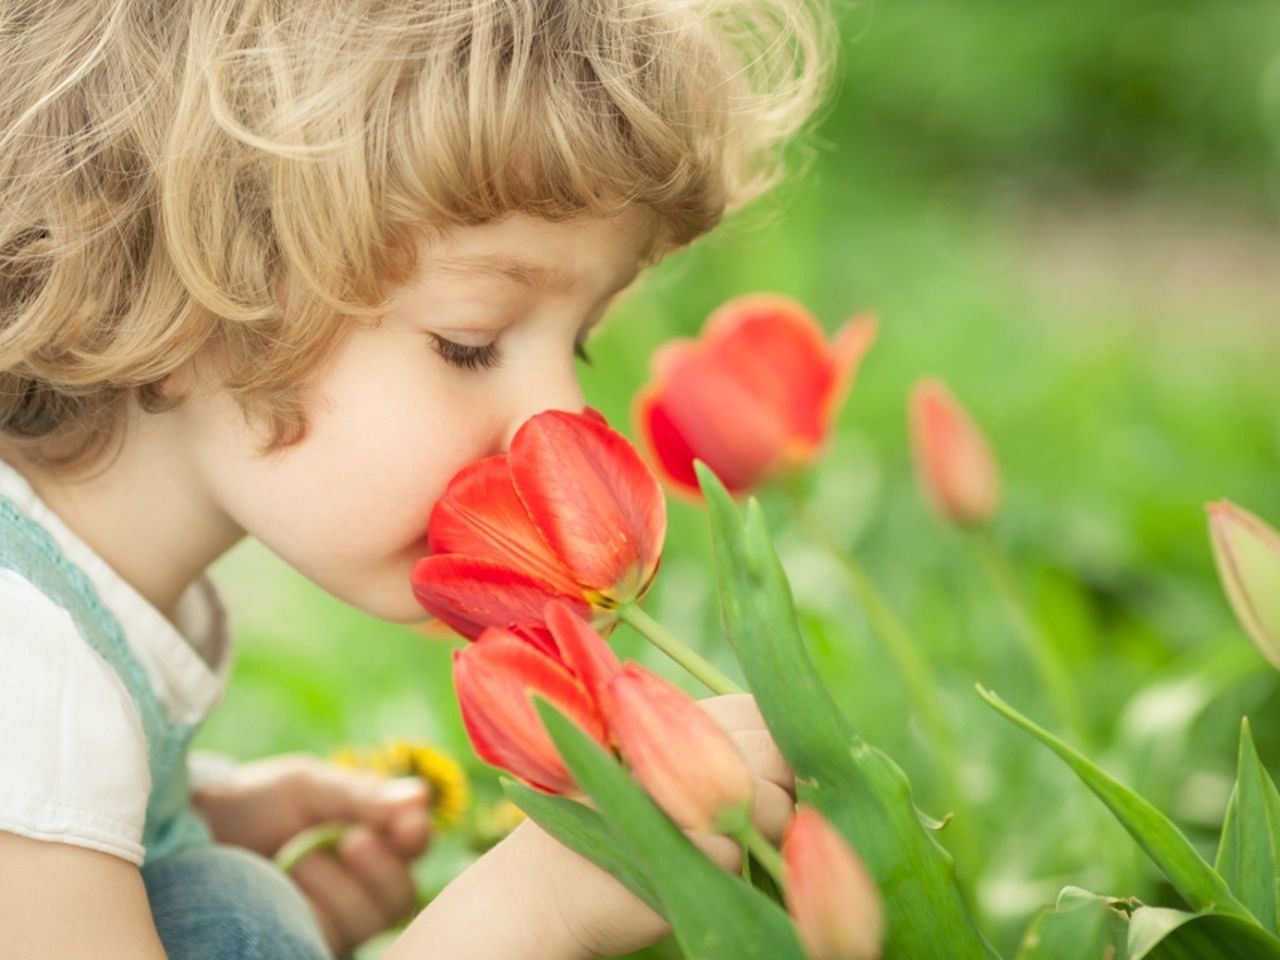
top-left (0, 495), bottom-right (212, 863)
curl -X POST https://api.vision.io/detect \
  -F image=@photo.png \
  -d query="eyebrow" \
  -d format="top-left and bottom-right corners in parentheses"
top-left (441, 253), bottom-right (578, 291)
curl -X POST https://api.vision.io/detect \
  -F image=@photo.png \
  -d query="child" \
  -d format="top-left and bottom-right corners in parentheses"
top-left (0, 1), bottom-right (831, 957)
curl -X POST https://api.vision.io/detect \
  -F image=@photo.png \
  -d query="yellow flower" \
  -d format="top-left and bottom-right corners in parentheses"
top-left (332, 740), bottom-right (471, 829)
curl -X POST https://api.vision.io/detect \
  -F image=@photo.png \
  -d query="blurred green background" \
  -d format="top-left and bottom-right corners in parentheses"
top-left (199, 0), bottom-right (1280, 956)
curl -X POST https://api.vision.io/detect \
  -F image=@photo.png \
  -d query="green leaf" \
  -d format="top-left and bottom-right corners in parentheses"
top-left (532, 696), bottom-right (808, 960)
top-left (976, 685), bottom-right (1254, 923)
top-left (1215, 717), bottom-right (1280, 934)
top-left (1128, 907), bottom-right (1280, 959)
top-left (697, 461), bottom-right (999, 960)
top-left (1014, 887), bottom-right (1130, 960)
top-left (501, 778), bottom-right (663, 915)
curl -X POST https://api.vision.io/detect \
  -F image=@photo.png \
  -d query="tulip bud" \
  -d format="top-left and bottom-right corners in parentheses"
top-left (782, 806), bottom-right (884, 960)
top-left (1207, 500), bottom-right (1280, 670)
top-left (909, 378), bottom-right (999, 526)
top-left (604, 664), bottom-right (754, 833)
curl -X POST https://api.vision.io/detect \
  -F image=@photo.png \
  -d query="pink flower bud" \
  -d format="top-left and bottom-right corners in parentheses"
top-left (1208, 500), bottom-right (1280, 670)
top-left (782, 806), bottom-right (883, 960)
top-left (603, 664), bottom-right (755, 833)
top-left (909, 378), bottom-right (1000, 526)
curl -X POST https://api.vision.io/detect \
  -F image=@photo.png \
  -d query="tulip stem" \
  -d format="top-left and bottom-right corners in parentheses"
top-left (781, 486), bottom-right (979, 875)
top-left (969, 529), bottom-right (1091, 749)
top-left (274, 821), bottom-right (348, 874)
top-left (617, 603), bottom-right (745, 696)
top-left (740, 823), bottom-right (785, 890)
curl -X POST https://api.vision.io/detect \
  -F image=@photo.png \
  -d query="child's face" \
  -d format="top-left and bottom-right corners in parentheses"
top-left (183, 209), bottom-right (654, 623)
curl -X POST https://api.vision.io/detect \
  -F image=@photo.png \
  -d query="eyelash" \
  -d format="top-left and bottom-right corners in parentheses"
top-left (429, 335), bottom-right (594, 370)
top-left (430, 334), bottom-right (502, 371)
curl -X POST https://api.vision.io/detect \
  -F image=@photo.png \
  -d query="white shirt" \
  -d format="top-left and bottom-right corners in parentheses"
top-left (0, 457), bottom-right (235, 864)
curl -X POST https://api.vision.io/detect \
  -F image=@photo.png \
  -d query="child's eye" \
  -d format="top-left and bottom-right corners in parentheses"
top-left (429, 334), bottom-right (502, 371)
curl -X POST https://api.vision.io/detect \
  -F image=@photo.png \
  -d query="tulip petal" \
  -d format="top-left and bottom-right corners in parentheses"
top-left (605, 663), bottom-right (755, 831)
top-left (506, 622), bottom-right (563, 660)
top-left (425, 455), bottom-right (582, 597)
top-left (704, 295), bottom-right (839, 450)
top-left (822, 313), bottom-right (878, 440)
top-left (652, 342), bottom-right (793, 492)
top-left (411, 554), bottom-right (589, 640)
top-left (634, 382), bottom-right (703, 495)
top-left (454, 635), bottom-right (608, 793)
top-left (508, 410), bottom-right (666, 598)
top-left (544, 599), bottom-right (622, 707)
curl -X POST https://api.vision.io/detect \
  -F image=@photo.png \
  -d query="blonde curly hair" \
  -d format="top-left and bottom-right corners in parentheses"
top-left (0, 0), bottom-right (835, 473)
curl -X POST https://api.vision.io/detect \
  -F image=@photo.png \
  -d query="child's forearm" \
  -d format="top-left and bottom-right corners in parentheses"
top-left (383, 822), bottom-right (594, 960)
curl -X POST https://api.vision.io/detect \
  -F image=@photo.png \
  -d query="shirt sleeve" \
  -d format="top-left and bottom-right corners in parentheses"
top-left (0, 568), bottom-right (151, 864)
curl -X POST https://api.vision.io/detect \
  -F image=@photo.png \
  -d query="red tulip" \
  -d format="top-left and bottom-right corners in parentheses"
top-left (782, 806), bottom-right (883, 960)
top-left (634, 294), bottom-right (877, 496)
top-left (412, 409), bottom-right (666, 639)
top-left (452, 600), bottom-right (622, 794)
top-left (604, 663), bottom-right (755, 833)
top-left (909, 378), bottom-right (999, 526)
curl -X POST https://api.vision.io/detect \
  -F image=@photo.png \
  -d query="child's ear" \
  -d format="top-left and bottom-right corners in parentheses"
top-left (157, 337), bottom-right (229, 400)
top-left (156, 356), bottom-right (197, 399)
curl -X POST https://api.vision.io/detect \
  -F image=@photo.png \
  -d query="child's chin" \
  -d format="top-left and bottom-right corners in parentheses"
top-left (353, 585), bottom-right (435, 625)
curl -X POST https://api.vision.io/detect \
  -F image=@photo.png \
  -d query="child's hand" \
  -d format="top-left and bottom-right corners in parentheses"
top-left (191, 753), bottom-right (432, 955)
top-left (516, 693), bottom-right (797, 960)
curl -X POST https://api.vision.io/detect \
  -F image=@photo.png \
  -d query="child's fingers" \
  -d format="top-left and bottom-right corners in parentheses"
top-left (687, 830), bottom-right (743, 873)
top-left (297, 762), bottom-right (431, 832)
top-left (751, 778), bottom-right (797, 846)
top-left (729, 728), bottom-right (796, 798)
top-left (385, 804), bottom-right (432, 859)
top-left (291, 848), bottom-right (391, 953)
top-left (694, 693), bottom-right (762, 731)
top-left (336, 825), bottom-right (419, 921)
top-left (686, 779), bottom-right (794, 869)
top-left (695, 695), bottom-right (797, 799)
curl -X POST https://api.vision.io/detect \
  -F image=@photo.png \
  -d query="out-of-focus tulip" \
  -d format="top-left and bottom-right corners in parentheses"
top-left (412, 409), bottom-right (666, 639)
top-left (604, 663), bottom-right (754, 833)
top-left (909, 378), bottom-right (1000, 526)
top-left (634, 294), bottom-right (877, 496)
top-left (782, 806), bottom-right (884, 960)
top-left (1207, 500), bottom-right (1280, 670)
top-left (452, 600), bottom-right (622, 794)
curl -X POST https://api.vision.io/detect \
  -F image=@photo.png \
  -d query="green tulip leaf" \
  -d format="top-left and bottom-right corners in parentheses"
top-left (1128, 906), bottom-right (1280, 959)
top-left (976, 685), bottom-right (1254, 923)
top-left (1013, 887), bottom-right (1131, 960)
top-left (1215, 717), bottom-right (1280, 933)
top-left (501, 778), bottom-right (662, 915)
top-left (697, 461), bottom-right (999, 960)
top-left (532, 695), bottom-right (808, 960)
